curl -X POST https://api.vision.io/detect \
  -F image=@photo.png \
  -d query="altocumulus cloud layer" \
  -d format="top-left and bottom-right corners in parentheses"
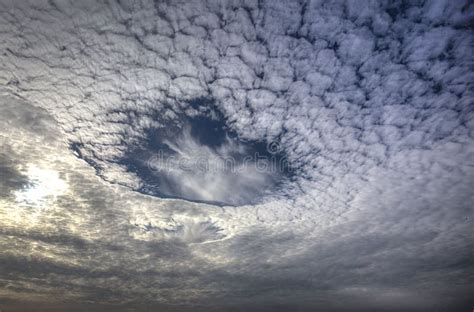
top-left (0, 0), bottom-right (473, 311)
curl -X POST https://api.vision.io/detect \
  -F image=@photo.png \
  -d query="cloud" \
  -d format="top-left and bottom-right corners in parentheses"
top-left (121, 106), bottom-right (292, 206)
top-left (0, 97), bottom-right (231, 306)
top-left (0, 0), bottom-right (473, 311)
top-left (0, 147), bottom-right (30, 199)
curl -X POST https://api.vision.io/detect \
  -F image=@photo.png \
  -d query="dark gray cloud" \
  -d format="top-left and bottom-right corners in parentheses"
top-left (0, 147), bottom-right (29, 199)
top-left (0, 0), bottom-right (473, 311)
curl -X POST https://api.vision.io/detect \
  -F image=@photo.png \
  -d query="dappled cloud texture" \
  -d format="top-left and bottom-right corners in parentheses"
top-left (0, 0), bottom-right (473, 311)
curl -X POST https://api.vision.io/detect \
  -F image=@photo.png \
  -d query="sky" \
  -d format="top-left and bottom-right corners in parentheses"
top-left (0, 0), bottom-right (473, 311)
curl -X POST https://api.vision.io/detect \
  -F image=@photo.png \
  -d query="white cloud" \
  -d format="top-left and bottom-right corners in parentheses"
top-left (0, 0), bottom-right (473, 310)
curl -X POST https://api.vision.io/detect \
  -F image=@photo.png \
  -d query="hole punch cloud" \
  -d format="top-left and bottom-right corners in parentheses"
top-left (119, 101), bottom-right (293, 206)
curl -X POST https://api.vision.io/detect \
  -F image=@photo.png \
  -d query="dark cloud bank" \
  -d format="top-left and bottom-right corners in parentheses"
top-left (0, 0), bottom-right (473, 311)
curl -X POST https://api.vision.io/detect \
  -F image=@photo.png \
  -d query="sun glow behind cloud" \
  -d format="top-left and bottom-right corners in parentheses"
top-left (14, 165), bottom-right (68, 207)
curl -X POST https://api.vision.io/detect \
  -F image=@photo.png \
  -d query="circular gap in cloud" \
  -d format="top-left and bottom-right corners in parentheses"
top-left (120, 99), bottom-right (294, 206)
